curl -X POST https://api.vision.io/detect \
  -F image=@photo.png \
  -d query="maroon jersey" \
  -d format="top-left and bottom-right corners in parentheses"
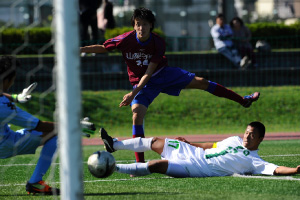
top-left (103, 30), bottom-right (168, 86)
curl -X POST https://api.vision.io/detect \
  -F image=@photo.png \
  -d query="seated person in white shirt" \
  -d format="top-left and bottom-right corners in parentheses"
top-left (210, 14), bottom-right (249, 69)
top-left (101, 121), bottom-right (300, 177)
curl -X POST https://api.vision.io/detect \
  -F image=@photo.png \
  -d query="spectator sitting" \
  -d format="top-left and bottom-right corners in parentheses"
top-left (211, 14), bottom-right (249, 69)
top-left (230, 17), bottom-right (257, 68)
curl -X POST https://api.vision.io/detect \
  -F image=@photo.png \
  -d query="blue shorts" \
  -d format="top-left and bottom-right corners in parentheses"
top-left (131, 66), bottom-right (195, 108)
top-left (0, 129), bottom-right (42, 158)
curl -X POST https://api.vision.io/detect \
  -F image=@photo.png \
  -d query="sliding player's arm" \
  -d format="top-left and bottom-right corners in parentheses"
top-left (273, 165), bottom-right (300, 175)
top-left (80, 45), bottom-right (108, 54)
top-left (175, 137), bottom-right (215, 150)
top-left (119, 62), bottom-right (158, 107)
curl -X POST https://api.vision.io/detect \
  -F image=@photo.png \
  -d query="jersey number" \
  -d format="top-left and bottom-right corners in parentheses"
top-left (168, 140), bottom-right (180, 149)
top-left (136, 59), bottom-right (149, 66)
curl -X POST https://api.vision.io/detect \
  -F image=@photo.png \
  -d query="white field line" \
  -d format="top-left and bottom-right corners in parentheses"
top-left (1, 175), bottom-right (300, 188)
top-left (0, 177), bottom-right (173, 187)
top-left (0, 160), bottom-right (146, 167)
top-left (1, 154), bottom-right (300, 167)
top-left (260, 154), bottom-right (300, 157)
top-left (232, 174), bottom-right (300, 181)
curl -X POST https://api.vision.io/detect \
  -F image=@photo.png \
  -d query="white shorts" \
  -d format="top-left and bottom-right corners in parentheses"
top-left (0, 129), bottom-right (42, 158)
top-left (161, 138), bottom-right (208, 178)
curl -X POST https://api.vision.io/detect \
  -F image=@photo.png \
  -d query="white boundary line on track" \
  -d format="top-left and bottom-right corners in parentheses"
top-left (1, 154), bottom-right (300, 167)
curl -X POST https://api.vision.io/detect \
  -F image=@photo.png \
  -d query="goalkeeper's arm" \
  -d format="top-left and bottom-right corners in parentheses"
top-left (2, 93), bottom-right (14, 102)
top-left (4, 82), bottom-right (38, 103)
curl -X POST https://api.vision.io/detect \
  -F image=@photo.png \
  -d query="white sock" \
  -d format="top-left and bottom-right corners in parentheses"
top-left (115, 163), bottom-right (151, 176)
top-left (114, 137), bottom-right (153, 152)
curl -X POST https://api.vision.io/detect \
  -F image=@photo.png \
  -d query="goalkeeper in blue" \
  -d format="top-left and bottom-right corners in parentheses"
top-left (0, 56), bottom-right (95, 195)
top-left (101, 122), bottom-right (300, 178)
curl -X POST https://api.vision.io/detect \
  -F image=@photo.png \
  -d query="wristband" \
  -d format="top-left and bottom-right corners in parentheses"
top-left (11, 94), bottom-right (18, 102)
top-left (212, 142), bottom-right (217, 148)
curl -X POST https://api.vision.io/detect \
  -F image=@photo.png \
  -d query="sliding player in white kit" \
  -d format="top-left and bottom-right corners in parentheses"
top-left (101, 121), bottom-right (300, 177)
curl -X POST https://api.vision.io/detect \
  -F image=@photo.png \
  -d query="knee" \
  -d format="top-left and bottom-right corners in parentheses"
top-left (132, 112), bottom-right (140, 122)
top-left (150, 137), bottom-right (165, 154)
top-left (195, 77), bottom-right (209, 90)
top-left (196, 77), bottom-right (207, 83)
top-left (132, 107), bottom-right (146, 124)
top-left (150, 137), bottom-right (160, 148)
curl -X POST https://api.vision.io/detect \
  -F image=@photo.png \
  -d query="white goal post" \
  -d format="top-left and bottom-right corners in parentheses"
top-left (54, 0), bottom-right (83, 199)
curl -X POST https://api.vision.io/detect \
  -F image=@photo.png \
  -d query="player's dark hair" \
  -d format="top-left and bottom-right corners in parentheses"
top-left (248, 121), bottom-right (265, 138)
top-left (131, 7), bottom-right (156, 32)
top-left (230, 17), bottom-right (244, 28)
top-left (0, 56), bottom-right (18, 83)
top-left (216, 13), bottom-right (225, 19)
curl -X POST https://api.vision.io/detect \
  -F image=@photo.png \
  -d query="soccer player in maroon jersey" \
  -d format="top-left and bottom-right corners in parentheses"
top-left (80, 7), bottom-right (260, 164)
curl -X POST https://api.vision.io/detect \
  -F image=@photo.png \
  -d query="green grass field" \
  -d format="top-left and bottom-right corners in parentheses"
top-left (0, 140), bottom-right (299, 199)
top-left (15, 86), bottom-right (300, 136)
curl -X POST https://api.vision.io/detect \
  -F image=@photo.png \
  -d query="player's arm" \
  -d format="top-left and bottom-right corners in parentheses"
top-left (175, 137), bottom-right (215, 150)
top-left (273, 165), bottom-right (300, 175)
top-left (2, 82), bottom-right (37, 103)
top-left (2, 93), bottom-right (13, 102)
top-left (34, 118), bottom-right (96, 138)
top-left (80, 45), bottom-right (108, 54)
top-left (34, 121), bottom-right (55, 133)
top-left (119, 62), bottom-right (158, 107)
top-left (191, 143), bottom-right (215, 150)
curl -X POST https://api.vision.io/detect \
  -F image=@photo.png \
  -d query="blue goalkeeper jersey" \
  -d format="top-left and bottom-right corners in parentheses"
top-left (0, 95), bottom-right (39, 137)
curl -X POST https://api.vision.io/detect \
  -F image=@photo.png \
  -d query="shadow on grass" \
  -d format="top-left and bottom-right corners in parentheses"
top-left (0, 193), bottom-right (60, 197)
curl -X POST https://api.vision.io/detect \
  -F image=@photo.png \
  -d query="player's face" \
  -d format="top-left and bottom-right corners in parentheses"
top-left (243, 125), bottom-right (263, 150)
top-left (134, 18), bottom-right (152, 42)
top-left (216, 17), bottom-right (224, 26)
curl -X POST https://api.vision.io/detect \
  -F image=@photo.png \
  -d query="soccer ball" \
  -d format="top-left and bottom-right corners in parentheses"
top-left (87, 151), bottom-right (116, 178)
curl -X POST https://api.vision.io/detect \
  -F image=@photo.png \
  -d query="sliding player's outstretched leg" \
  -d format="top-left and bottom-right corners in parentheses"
top-left (100, 128), bottom-right (116, 153)
top-left (100, 128), bottom-right (153, 152)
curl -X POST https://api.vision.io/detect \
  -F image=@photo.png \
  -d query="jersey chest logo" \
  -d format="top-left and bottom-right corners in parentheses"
top-left (205, 146), bottom-right (250, 159)
top-left (126, 52), bottom-right (152, 67)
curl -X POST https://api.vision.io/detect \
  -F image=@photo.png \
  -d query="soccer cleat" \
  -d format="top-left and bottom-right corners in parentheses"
top-left (100, 128), bottom-right (116, 153)
top-left (242, 92), bottom-right (260, 108)
top-left (26, 180), bottom-right (60, 195)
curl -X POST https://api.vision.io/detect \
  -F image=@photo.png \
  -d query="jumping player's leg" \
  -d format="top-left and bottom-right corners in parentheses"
top-left (185, 76), bottom-right (260, 108)
top-left (131, 103), bottom-right (147, 163)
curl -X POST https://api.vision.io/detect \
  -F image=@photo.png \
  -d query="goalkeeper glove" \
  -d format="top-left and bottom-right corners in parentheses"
top-left (81, 117), bottom-right (96, 137)
top-left (12, 82), bottom-right (37, 103)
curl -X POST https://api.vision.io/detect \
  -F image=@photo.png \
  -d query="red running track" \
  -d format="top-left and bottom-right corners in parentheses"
top-left (82, 132), bottom-right (300, 146)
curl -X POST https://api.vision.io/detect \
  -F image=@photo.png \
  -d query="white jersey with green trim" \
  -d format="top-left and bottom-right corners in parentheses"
top-left (199, 136), bottom-right (278, 177)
